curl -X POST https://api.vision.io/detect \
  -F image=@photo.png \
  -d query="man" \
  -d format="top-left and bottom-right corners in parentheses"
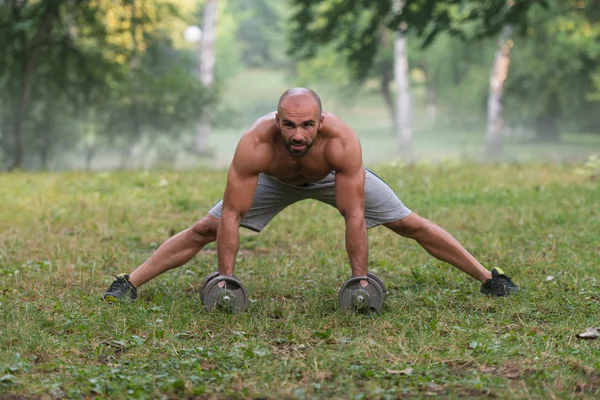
top-left (103, 88), bottom-right (519, 302)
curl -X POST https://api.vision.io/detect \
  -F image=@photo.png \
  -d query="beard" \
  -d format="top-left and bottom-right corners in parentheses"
top-left (284, 137), bottom-right (315, 157)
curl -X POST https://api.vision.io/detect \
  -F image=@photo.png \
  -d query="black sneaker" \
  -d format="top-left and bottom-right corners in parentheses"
top-left (480, 267), bottom-right (520, 296)
top-left (103, 273), bottom-right (137, 302)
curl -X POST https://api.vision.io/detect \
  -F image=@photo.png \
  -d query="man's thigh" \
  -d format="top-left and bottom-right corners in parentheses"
top-left (363, 168), bottom-right (412, 228)
top-left (307, 168), bottom-right (412, 228)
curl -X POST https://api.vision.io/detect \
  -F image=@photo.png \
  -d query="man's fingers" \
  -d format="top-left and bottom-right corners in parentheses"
top-left (360, 279), bottom-right (368, 288)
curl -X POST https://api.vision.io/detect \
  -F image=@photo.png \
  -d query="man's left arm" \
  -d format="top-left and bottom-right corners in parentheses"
top-left (330, 136), bottom-right (367, 277)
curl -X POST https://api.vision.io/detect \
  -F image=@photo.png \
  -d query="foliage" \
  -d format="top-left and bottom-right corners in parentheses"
top-left (413, 33), bottom-right (495, 125)
top-left (504, 0), bottom-right (600, 139)
top-left (231, 0), bottom-right (292, 68)
top-left (1, 164), bottom-right (599, 398)
top-left (0, 0), bottom-right (210, 171)
top-left (289, 0), bottom-right (547, 80)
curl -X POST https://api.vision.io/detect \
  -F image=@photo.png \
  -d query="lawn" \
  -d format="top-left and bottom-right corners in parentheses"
top-left (1, 162), bottom-right (599, 399)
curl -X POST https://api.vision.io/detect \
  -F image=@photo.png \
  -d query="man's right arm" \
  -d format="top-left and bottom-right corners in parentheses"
top-left (217, 131), bottom-right (272, 276)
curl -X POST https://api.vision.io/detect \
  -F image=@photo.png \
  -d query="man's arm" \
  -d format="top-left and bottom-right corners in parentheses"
top-left (217, 133), bottom-right (272, 276)
top-left (327, 127), bottom-right (367, 277)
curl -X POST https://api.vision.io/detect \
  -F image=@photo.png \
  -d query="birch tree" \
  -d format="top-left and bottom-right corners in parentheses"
top-left (289, 0), bottom-right (543, 154)
top-left (392, 0), bottom-right (412, 153)
top-left (194, 0), bottom-right (219, 155)
top-left (486, 24), bottom-right (512, 156)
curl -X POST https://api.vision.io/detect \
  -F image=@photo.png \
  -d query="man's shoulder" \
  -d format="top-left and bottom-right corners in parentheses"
top-left (321, 112), bottom-right (356, 139)
top-left (232, 113), bottom-right (277, 173)
top-left (320, 112), bottom-right (362, 170)
top-left (320, 112), bottom-right (360, 150)
top-left (241, 112), bottom-right (278, 142)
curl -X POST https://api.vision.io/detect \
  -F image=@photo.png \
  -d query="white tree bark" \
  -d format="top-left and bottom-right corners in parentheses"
top-left (486, 25), bottom-right (512, 155)
top-left (195, 0), bottom-right (219, 154)
top-left (394, 26), bottom-right (412, 152)
top-left (392, 0), bottom-right (412, 153)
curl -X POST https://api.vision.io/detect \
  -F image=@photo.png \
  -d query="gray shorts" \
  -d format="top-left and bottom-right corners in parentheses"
top-left (208, 167), bottom-right (411, 232)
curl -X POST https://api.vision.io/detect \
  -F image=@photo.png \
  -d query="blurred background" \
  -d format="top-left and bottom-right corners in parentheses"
top-left (0, 0), bottom-right (599, 171)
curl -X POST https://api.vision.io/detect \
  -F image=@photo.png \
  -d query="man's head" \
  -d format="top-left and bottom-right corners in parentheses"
top-left (276, 88), bottom-right (324, 157)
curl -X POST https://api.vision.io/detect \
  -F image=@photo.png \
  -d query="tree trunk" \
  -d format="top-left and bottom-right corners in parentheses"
top-left (9, 2), bottom-right (56, 171)
top-left (425, 83), bottom-right (437, 122)
top-left (67, 0), bottom-right (76, 39)
top-left (392, 0), bottom-right (411, 155)
top-left (485, 25), bottom-right (512, 156)
top-left (394, 26), bottom-right (412, 153)
top-left (420, 62), bottom-right (437, 122)
top-left (379, 62), bottom-right (396, 131)
top-left (39, 101), bottom-right (55, 170)
top-left (83, 106), bottom-right (97, 171)
top-left (11, 45), bottom-right (39, 171)
top-left (194, 0), bottom-right (219, 155)
top-left (121, 0), bottom-right (142, 169)
top-left (535, 91), bottom-right (561, 142)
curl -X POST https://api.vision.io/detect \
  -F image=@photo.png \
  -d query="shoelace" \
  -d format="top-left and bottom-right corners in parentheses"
top-left (494, 274), bottom-right (512, 285)
top-left (107, 275), bottom-right (130, 292)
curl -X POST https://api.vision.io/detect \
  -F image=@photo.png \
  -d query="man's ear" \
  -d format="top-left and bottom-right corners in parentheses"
top-left (275, 112), bottom-right (280, 128)
top-left (319, 114), bottom-right (325, 130)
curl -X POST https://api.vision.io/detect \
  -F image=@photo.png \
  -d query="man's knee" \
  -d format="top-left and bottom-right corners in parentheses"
top-left (385, 213), bottom-right (430, 239)
top-left (191, 215), bottom-right (219, 239)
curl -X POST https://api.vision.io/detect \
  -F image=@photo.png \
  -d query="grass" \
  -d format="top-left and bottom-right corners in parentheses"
top-left (1, 162), bottom-right (599, 399)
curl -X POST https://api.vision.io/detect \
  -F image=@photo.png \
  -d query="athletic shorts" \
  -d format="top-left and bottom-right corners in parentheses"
top-left (208, 167), bottom-right (412, 232)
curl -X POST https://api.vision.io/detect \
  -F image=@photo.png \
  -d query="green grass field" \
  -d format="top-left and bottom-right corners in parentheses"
top-left (1, 162), bottom-right (599, 399)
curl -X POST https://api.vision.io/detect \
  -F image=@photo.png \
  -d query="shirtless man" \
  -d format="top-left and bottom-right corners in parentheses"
top-left (103, 88), bottom-right (519, 302)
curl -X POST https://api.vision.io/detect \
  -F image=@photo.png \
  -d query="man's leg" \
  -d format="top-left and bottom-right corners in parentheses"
top-left (128, 214), bottom-right (219, 287)
top-left (384, 213), bottom-right (491, 283)
top-left (103, 214), bottom-right (219, 301)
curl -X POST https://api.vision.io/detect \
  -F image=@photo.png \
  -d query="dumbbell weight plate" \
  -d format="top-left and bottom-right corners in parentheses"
top-left (203, 275), bottom-right (249, 313)
top-left (338, 276), bottom-right (385, 313)
top-left (368, 272), bottom-right (387, 301)
top-left (199, 272), bottom-right (220, 304)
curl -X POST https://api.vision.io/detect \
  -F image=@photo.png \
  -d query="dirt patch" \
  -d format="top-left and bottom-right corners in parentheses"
top-left (574, 377), bottom-right (600, 395)
top-left (419, 381), bottom-right (447, 396)
top-left (445, 360), bottom-right (534, 380)
top-left (455, 387), bottom-right (497, 398)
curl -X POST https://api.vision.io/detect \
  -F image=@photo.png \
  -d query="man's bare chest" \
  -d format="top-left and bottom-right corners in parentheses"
top-left (264, 151), bottom-right (333, 184)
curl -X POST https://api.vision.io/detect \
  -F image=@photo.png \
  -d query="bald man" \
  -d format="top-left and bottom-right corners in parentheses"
top-left (103, 88), bottom-right (519, 302)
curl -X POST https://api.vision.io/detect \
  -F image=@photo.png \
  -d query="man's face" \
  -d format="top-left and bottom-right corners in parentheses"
top-left (276, 96), bottom-right (324, 157)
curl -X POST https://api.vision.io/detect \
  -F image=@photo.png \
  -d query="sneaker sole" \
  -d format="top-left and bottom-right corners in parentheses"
top-left (480, 287), bottom-right (520, 296)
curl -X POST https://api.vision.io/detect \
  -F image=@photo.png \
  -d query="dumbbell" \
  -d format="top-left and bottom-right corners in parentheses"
top-left (199, 272), bottom-right (249, 313)
top-left (338, 272), bottom-right (386, 313)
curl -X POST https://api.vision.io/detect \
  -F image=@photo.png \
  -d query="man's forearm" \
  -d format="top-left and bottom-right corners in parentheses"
top-left (345, 215), bottom-right (368, 276)
top-left (217, 217), bottom-right (240, 276)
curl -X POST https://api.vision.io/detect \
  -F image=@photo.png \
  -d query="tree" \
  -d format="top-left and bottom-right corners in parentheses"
top-left (392, 1), bottom-right (412, 152)
top-left (193, 0), bottom-right (219, 155)
top-left (0, 0), bottom-right (210, 171)
top-left (0, 0), bottom-right (76, 170)
top-left (289, 0), bottom-right (543, 78)
top-left (504, 0), bottom-right (600, 141)
top-left (233, 0), bottom-right (290, 68)
top-left (485, 23), bottom-right (512, 155)
top-left (288, 0), bottom-right (545, 155)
